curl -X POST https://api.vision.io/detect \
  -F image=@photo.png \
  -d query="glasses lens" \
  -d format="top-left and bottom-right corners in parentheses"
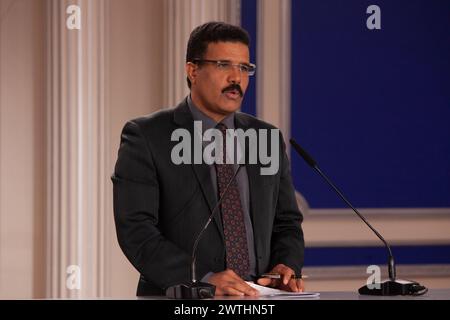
top-left (237, 64), bottom-right (256, 76)
top-left (217, 61), bottom-right (231, 69)
top-left (247, 65), bottom-right (256, 76)
top-left (194, 60), bottom-right (256, 76)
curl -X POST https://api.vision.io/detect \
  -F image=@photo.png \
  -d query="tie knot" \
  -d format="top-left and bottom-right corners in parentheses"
top-left (216, 123), bottom-right (228, 135)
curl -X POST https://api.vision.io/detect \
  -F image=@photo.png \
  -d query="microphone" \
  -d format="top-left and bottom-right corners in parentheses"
top-left (165, 164), bottom-right (243, 299)
top-left (290, 139), bottom-right (428, 296)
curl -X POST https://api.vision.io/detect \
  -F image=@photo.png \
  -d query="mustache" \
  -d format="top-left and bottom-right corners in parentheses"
top-left (222, 84), bottom-right (243, 97)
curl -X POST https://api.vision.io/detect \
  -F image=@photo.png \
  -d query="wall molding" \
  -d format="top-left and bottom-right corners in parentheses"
top-left (303, 264), bottom-right (450, 291)
top-left (303, 264), bottom-right (450, 280)
top-left (297, 194), bottom-right (450, 247)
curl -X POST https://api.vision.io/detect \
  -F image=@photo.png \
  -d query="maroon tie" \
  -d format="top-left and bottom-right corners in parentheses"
top-left (215, 123), bottom-right (250, 278)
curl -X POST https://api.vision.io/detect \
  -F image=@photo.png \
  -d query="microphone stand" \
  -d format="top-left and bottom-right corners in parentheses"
top-left (166, 165), bottom-right (243, 299)
top-left (290, 139), bottom-right (428, 296)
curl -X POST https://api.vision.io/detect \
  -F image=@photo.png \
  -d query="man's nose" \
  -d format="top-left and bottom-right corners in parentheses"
top-left (227, 65), bottom-right (242, 84)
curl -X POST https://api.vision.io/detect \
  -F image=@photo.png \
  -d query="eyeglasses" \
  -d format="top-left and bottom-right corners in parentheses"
top-left (192, 59), bottom-right (256, 76)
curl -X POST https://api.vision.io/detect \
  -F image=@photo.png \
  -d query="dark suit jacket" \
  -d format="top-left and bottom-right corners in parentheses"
top-left (112, 98), bottom-right (305, 296)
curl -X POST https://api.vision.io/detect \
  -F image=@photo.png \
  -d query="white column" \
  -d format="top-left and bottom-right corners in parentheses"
top-left (163, 0), bottom-right (241, 107)
top-left (45, 0), bottom-right (109, 298)
top-left (256, 0), bottom-right (309, 211)
top-left (257, 0), bottom-right (291, 140)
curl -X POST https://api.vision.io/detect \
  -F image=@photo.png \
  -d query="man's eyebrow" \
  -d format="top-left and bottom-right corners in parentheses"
top-left (213, 59), bottom-right (231, 62)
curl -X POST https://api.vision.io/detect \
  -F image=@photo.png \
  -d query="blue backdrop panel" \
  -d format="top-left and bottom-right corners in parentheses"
top-left (291, 0), bottom-right (450, 208)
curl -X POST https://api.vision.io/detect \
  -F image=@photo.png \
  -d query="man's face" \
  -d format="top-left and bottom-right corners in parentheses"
top-left (187, 41), bottom-right (250, 122)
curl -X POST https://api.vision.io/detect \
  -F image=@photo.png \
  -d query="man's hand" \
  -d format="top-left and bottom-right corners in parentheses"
top-left (257, 264), bottom-right (305, 292)
top-left (208, 269), bottom-right (259, 296)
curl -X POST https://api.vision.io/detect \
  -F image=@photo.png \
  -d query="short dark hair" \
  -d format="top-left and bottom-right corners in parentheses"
top-left (185, 21), bottom-right (250, 89)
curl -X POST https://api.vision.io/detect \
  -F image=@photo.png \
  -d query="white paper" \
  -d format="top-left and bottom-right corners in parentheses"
top-left (246, 282), bottom-right (320, 298)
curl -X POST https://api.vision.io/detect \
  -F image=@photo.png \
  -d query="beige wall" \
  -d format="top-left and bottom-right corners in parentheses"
top-left (0, 0), bottom-right (45, 298)
top-left (107, 0), bottom-right (165, 298)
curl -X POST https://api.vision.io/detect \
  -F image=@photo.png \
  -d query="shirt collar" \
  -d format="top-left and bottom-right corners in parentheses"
top-left (187, 95), bottom-right (235, 131)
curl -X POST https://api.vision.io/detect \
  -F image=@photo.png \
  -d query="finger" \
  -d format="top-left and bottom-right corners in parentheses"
top-left (281, 269), bottom-right (295, 285)
top-left (257, 277), bottom-right (272, 286)
top-left (221, 286), bottom-right (245, 296)
top-left (297, 279), bottom-right (304, 292)
top-left (222, 270), bottom-right (258, 295)
top-left (287, 279), bottom-right (299, 292)
top-left (257, 277), bottom-right (278, 288)
top-left (231, 281), bottom-right (259, 296)
top-left (270, 264), bottom-right (294, 285)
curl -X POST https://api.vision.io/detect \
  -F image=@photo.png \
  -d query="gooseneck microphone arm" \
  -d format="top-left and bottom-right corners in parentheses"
top-left (289, 139), bottom-right (396, 281)
top-left (166, 164), bottom-right (243, 299)
top-left (191, 164), bottom-right (243, 283)
top-left (314, 165), bottom-right (396, 280)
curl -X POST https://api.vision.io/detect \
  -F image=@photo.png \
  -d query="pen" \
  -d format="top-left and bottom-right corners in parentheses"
top-left (260, 273), bottom-right (308, 279)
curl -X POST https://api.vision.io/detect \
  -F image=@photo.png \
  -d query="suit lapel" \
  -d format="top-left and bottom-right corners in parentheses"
top-left (190, 163), bottom-right (224, 239)
top-left (245, 163), bottom-right (264, 237)
top-left (173, 99), bottom-right (224, 240)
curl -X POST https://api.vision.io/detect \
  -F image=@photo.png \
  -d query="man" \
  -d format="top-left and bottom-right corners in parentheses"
top-left (112, 22), bottom-right (305, 296)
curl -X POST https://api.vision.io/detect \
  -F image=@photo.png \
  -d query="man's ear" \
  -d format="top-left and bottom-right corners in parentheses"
top-left (186, 62), bottom-right (197, 86)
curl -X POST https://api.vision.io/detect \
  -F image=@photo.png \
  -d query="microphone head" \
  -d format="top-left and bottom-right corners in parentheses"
top-left (289, 139), bottom-right (317, 168)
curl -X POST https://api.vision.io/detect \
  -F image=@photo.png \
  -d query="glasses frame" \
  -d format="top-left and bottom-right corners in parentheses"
top-left (192, 59), bottom-right (256, 76)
